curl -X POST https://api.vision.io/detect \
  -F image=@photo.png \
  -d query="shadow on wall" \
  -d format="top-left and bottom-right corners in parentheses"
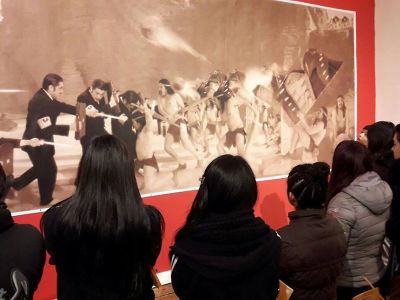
top-left (259, 192), bottom-right (288, 229)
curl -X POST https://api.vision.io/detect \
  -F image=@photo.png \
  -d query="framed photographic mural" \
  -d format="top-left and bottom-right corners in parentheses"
top-left (0, 0), bottom-right (355, 213)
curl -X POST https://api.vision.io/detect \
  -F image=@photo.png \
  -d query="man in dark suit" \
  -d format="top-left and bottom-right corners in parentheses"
top-left (12, 73), bottom-right (76, 206)
top-left (76, 79), bottom-right (125, 153)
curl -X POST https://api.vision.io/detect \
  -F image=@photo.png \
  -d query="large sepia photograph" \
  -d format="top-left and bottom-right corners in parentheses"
top-left (0, 0), bottom-right (356, 213)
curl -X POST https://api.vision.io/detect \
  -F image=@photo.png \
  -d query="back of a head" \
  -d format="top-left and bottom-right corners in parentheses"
top-left (287, 162), bottom-right (330, 209)
top-left (201, 154), bottom-right (257, 213)
top-left (328, 140), bottom-right (373, 200)
top-left (120, 90), bottom-right (142, 104)
top-left (42, 73), bottom-right (63, 90)
top-left (65, 134), bottom-right (146, 239)
top-left (367, 121), bottom-right (395, 155)
top-left (176, 155), bottom-right (257, 240)
top-left (91, 79), bottom-right (108, 91)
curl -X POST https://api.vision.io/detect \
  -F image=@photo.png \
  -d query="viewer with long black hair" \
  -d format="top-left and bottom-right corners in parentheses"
top-left (327, 140), bottom-right (392, 300)
top-left (170, 154), bottom-right (281, 300)
top-left (278, 162), bottom-right (346, 300)
top-left (41, 135), bottom-right (164, 300)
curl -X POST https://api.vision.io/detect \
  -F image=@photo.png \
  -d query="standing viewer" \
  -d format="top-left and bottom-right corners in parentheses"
top-left (327, 140), bottom-right (392, 300)
top-left (12, 73), bottom-right (75, 206)
top-left (278, 162), bottom-right (346, 300)
top-left (170, 155), bottom-right (281, 300)
top-left (41, 135), bottom-right (164, 300)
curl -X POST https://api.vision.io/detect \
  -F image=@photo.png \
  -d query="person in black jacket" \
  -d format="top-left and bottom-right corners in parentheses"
top-left (277, 162), bottom-right (347, 300)
top-left (41, 135), bottom-right (164, 300)
top-left (12, 73), bottom-right (76, 205)
top-left (0, 163), bottom-right (45, 299)
top-left (111, 90), bottom-right (142, 160)
top-left (170, 154), bottom-right (281, 300)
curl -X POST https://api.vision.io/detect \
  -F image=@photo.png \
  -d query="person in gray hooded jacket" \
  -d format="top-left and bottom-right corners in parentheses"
top-left (327, 140), bottom-right (392, 300)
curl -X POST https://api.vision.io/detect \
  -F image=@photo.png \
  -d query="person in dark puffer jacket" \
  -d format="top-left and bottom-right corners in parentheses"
top-left (327, 140), bottom-right (392, 300)
top-left (170, 155), bottom-right (281, 300)
top-left (278, 162), bottom-right (347, 300)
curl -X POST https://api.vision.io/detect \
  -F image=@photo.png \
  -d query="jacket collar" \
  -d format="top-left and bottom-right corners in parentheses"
top-left (42, 88), bottom-right (54, 101)
top-left (288, 208), bottom-right (325, 221)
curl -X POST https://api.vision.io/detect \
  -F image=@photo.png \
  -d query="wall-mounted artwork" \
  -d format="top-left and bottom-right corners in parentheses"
top-left (0, 0), bottom-right (355, 213)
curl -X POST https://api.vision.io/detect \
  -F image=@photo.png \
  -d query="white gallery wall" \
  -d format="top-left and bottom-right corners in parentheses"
top-left (375, 0), bottom-right (400, 124)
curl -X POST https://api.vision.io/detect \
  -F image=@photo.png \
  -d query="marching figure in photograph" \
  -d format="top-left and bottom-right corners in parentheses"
top-left (77, 79), bottom-right (123, 154)
top-left (132, 104), bottom-right (160, 191)
top-left (111, 90), bottom-right (142, 160)
top-left (200, 74), bottom-right (222, 156)
top-left (217, 71), bottom-right (257, 157)
top-left (12, 73), bottom-right (76, 206)
top-left (157, 78), bottom-right (202, 170)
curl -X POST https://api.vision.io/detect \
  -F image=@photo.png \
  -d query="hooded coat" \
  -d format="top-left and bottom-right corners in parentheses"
top-left (170, 209), bottom-right (281, 300)
top-left (327, 171), bottom-right (392, 287)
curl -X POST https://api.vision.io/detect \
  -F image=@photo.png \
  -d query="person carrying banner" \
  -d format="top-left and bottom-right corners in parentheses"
top-left (157, 78), bottom-right (202, 170)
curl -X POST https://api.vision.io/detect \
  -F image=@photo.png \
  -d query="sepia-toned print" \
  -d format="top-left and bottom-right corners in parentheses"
top-left (0, 0), bottom-right (355, 212)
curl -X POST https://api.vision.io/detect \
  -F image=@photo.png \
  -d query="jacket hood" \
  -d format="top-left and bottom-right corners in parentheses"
top-left (343, 171), bottom-right (392, 214)
top-left (171, 209), bottom-right (280, 282)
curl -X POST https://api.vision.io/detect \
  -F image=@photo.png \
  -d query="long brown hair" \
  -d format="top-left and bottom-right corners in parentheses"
top-left (327, 140), bottom-right (373, 202)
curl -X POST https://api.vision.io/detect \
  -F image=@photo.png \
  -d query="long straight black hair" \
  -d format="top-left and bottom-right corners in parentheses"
top-left (61, 134), bottom-right (149, 239)
top-left (175, 154), bottom-right (257, 241)
top-left (327, 140), bottom-right (373, 202)
top-left (44, 135), bottom-right (160, 297)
